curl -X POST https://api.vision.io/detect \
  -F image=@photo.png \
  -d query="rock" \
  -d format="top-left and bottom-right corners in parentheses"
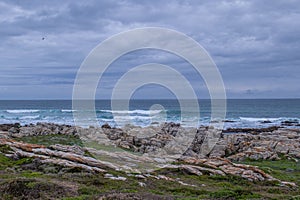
top-left (223, 126), bottom-right (280, 134)
top-left (0, 138), bottom-right (109, 173)
top-left (98, 193), bottom-right (172, 200)
top-left (104, 174), bottom-right (127, 181)
top-left (227, 148), bottom-right (279, 161)
top-left (138, 182), bottom-right (146, 187)
top-left (2, 122), bottom-right (300, 163)
top-left (0, 178), bottom-right (78, 199)
top-left (118, 141), bottom-right (135, 150)
top-left (222, 120), bottom-right (236, 123)
top-left (160, 122), bottom-right (180, 136)
top-left (281, 181), bottom-right (297, 187)
top-left (199, 127), bottom-right (222, 157)
top-left (49, 144), bottom-right (86, 155)
top-left (0, 131), bottom-right (9, 139)
top-left (183, 127), bottom-right (206, 157)
top-left (25, 123), bottom-right (300, 162)
top-left (1, 122), bottom-right (299, 185)
top-left (209, 143), bottom-right (226, 158)
top-left (135, 174), bottom-right (146, 179)
top-left (261, 120), bottom-right (272, 124)
top-left (175, 157), bottom-right (278, 182)
top-left (288, 149), bottom-right (300, 159)
top-left (274, 142), bottom-right (290, 154)
top-left (218, 128), bottom-right (300, 161)
top-left (7, 123), bottom-right (79, 138)
top-left (180, 165), bottom-right (203, 176)
top-left (281, 120), bottom-right (299, 126)
top-left (101, 123), bottom-right (111, 129)
top-left (8, 127), bottom-right (19, 134)
top-left (0, 123), bottom-right (21, 131)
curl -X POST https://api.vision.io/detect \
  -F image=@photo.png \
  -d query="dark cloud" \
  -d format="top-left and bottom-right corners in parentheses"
top-left (0, 0), bottom-right (299, 99)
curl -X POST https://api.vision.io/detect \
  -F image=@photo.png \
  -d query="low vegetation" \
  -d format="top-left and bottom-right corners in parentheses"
top-left (14, 134), bottom-right (83, 147)
top-left (0, 135), bottom-right (299, 199)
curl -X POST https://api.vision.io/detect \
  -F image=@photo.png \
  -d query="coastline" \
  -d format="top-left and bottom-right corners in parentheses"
top-left (0, 122), bottom-right (299, 199)
top-left (1, 122), bottom-right (299, 161)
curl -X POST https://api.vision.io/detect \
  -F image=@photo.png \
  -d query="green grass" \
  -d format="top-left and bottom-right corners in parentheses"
top-left (0, 153), bottom-right (33, 170)
top-left (150, 161), bottom-right (300, 199)
top-left (15, 134), bottom-right (83, 147)
top-left (62, 195), bottom-right (91, 200)
top-left (21, 171), bottom-right (44, 178)
top-left (1, 135), bottom-right (300, 199)
top-left (209, 188), bottom-right (261, 199)
top-left (238, 158), bottom-right (300, 185)
top-left (0, 164), bottom-right (299, 199)
top-left (0, 178), bottom-right (77, 199)
top-left (83, 141), bottom-right (123, 152)
top-left (0, 144), bottom-right (13, 153)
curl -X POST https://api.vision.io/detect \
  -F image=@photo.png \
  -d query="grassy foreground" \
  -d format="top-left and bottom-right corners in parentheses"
top-left (0, 134), bottom-right (299, 199)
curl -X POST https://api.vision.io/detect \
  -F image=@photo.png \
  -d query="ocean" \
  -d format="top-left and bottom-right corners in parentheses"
top-left (0, 99), bottom-right (299, 129)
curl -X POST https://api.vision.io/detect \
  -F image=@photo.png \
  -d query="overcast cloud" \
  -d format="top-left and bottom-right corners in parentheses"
top-left (0, 0), bottom-right (299, 99)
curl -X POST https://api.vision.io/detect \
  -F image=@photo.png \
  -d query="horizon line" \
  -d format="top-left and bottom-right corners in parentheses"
top-left (0, 98), bottom-right (299, 101)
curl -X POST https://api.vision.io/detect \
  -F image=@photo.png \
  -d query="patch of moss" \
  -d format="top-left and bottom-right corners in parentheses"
top-left (0, 153), bottom-right (33, 170)
top-left (14, 157), bottom-right (33, 165)
top-left (121, 188), bottom-right (138, 193)
top-left (167, 187), bottom-right (208, 196)
top-left (0, 178), bottom-right (77, 199)
top-left (290, 195), bottom-right (300, 200)
top-left (62, 195), bottom-right (91, 200)
top-left (238, 158), bottom-right (300, 185)
top-left (21, 171), bottom-right (43, 178)
top-left (0, 144), bottom-right (13, 153)
top-left (0, 153), bottom-right (11, 164)
top-left (78, 186), bottom-right (100, 195)
top-left (15, 134), bottom-right (83, 147)
top-left (205, 174), bottom-right (251, 186)
top-left (267, 187), bottom-right (284, 194)
top-left (25, 181), bottom-right (37, 189)
top-left (209, 188), bottom-right (261, 199)
top-left (83, 150), bottom-right (95, 158)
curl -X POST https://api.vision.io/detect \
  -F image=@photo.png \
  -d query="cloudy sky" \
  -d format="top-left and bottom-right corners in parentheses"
top-left (0, 0), bottom-right (299, 99)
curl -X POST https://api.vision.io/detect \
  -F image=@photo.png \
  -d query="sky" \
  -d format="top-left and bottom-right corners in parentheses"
top-left (0, 0), bottom-right (299, 99)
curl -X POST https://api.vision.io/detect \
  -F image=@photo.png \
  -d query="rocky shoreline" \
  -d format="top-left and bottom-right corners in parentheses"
top-left (1, 122), bottom-right (299, 161)
top-left (1, 123), bottom-right (299, 173)
top-left (0, 122), bottom-right (299, 199)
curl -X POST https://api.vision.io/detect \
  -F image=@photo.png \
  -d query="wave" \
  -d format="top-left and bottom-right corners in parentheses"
top-left (101, 109), bottom-right (163, 115)
top-left (20, 115), bottom-right (40, 120)
top-left (239, 117), bottom-right (281, 122)
top-left (61, 109), bottom-right (76, 113)
top-left (114, 115), bottom-right (152, 120)
top-left (99, 118), bottom-right (113, 122)
top-left (6, 109), bottom-right (40, 114)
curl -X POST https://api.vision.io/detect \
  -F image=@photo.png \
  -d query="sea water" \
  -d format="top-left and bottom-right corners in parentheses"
top-left (0, 99), bottom-right (299, 129)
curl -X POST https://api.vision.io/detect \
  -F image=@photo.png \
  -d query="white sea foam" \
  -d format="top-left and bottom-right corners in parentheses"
top-left (20, 115), bottom-right (40, 120)
top-left (101, 109), bottom-right (162, 115)
top-left (114, 115), bottom-right (152, 120)
top-left (99, 118), bottom-right (113, 122)
top-left (6, 109), bottom-right (40, 114)
top-left (240, 117), bottom-right (280, 122)
top-left (61, 109), bottom-right (76, 113)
